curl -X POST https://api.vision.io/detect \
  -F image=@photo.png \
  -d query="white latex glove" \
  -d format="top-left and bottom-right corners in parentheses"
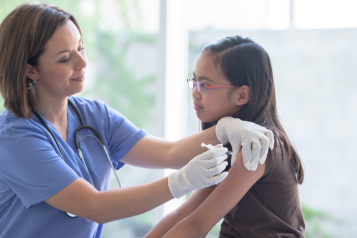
top-left (168, 145), bottom-right (228, 198)
top-left (216, 117), bottom-right (274, 171)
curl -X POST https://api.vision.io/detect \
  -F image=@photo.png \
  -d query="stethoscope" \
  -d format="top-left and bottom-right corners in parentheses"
top-left (32, 99), bottom-right (122, 218)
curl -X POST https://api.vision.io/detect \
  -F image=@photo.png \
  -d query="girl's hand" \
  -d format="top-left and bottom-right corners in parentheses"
top-left (216, 117), bottom-right (274, 171)
top-left (168, 146), bottom-right (228, 198)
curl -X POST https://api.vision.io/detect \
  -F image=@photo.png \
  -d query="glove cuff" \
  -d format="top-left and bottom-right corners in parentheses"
top-left (168, 169), bottom-right (195, 199)
top-left (216, 116), bottom-right (233, 145)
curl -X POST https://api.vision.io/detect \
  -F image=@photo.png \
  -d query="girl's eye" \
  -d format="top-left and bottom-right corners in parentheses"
top-left (78, 47), bottom-right (85, 51)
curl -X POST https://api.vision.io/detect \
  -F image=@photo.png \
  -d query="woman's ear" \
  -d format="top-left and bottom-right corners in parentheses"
top-left (26, 64), bottom-right (37, 80)
top-left (235, 85), bottom-right (250, 106)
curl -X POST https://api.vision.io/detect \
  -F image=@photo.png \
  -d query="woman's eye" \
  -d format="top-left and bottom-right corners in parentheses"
top-left (78, 47), bottom-right (85, 51)
top-left (60, 58), bottom-right (70, 63)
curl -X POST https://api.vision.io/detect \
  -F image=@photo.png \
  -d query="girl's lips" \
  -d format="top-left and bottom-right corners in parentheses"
top-left (71, 75), bottom-right (85, 82)
top-left (194, 104), bottom-right (203, 110)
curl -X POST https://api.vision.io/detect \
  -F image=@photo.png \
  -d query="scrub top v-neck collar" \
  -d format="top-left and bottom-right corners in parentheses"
top-left (33, 101), bottom-right (78, 150)
top-left (31, 101), bottom-right (95, 185)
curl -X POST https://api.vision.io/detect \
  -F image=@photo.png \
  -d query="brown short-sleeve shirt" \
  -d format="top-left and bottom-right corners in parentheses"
top-left (219, 145), bottom-right (305, 238)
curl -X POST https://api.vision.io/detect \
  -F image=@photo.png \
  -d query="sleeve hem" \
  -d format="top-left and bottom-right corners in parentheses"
top-left (112, 129), bottom-right (148, 169)
top-left (24, 174), bottom-right (79, 209)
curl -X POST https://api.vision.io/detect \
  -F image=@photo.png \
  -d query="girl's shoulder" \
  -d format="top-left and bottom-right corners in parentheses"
top-left (262, 141), bottom-right (297, 182)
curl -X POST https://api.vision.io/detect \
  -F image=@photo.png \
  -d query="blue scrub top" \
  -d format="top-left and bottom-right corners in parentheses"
top-left (0, 96), bottom-right (147, 238)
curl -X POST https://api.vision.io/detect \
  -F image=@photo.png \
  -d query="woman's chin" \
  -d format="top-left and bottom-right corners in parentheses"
top-left (69, 85), bottom-right (84, 96)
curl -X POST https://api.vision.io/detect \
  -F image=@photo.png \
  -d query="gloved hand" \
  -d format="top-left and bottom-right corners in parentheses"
top-left (168, 145), bottom-right (228, 198)
top-left (216, 117), bottom-right (274, 171)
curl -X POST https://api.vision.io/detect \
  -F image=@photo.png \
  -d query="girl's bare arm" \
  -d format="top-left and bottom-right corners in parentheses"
top-left (144, 186), bottom-right (215, 238)
top-left (162, 152), bottom-right (265, 238)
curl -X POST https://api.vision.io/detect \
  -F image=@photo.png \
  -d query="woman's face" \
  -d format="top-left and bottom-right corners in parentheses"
top-left (192, 53), bottom-right (242, 122)
top-left (33, 20), bottom-right (87, 100)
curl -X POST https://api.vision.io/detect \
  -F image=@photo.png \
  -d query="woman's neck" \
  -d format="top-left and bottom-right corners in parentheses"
top-left (35, 93), bottom-right (68, 125)
top-left (35, 92), bottom-right (69, 142)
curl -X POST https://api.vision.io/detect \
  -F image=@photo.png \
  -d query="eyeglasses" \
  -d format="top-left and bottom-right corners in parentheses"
top-left (187, 78), bottom-right (235, 94)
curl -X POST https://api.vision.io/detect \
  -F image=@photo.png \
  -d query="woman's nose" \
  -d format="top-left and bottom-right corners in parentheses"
top-left (75, 51), bottom-right (87, 70)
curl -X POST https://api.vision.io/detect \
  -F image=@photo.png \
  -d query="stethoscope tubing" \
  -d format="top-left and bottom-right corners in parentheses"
top-left (32, 99), bottom-right (122, 218)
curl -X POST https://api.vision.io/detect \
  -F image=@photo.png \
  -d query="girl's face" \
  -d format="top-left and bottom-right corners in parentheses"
top-left (192, 53), bottom-right (243, 122)
top-left (28, 20), bottom-right (87, 100)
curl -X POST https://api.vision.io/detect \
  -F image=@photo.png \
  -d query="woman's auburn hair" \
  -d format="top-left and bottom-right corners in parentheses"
top-left (201, 35), bottom-right (304, 184)
top-left (0, 3), bottom-right (82, 118)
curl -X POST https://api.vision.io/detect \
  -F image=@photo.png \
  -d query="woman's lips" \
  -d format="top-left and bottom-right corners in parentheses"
top-left (194, 104), bottom-right (203, 110)
top-left (71, 75), bottom-right (85, 82)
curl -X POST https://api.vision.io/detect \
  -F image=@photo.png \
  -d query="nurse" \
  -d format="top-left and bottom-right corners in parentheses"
top-left (0, 3), bottom-right (274, 238)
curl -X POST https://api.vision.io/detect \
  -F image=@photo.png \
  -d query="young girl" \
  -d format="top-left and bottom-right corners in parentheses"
top-left (145, 35), bottom-right (305, 237)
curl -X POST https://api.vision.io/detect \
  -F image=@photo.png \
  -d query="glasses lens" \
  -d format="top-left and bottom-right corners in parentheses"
top-left (187, 78), bottom-right (194, 88)
top-left (197, 82), bottom-right (207, 93)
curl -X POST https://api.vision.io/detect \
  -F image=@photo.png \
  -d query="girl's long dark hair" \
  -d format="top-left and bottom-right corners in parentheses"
top-left (201, 35), bottom-right (304, 184)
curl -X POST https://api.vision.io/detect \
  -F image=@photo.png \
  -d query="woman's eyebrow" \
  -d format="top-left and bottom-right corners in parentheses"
top-left (55, 37), bottom-right (83, 56)
top-left (56, 49), bottom-right (70, 55)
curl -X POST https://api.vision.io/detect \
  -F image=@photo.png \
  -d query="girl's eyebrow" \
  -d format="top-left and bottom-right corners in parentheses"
top-left (192, 71), bottom-right (214, 83)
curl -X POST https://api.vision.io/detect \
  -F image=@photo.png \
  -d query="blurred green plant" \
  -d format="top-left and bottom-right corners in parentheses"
top-left (0, 97), bottom-right (4, 114)
top-left (302, 204), bottom-right (341, 238)
top-left (0, 1), bottom-right (157, 237)
top-left (0, 0), bottom-right (154, 126)
top-left (85, 31), bottom-right (155, 129)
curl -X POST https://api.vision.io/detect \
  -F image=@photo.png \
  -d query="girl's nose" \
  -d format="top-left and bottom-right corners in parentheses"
top-left (192, 86), bottom-right (201, 100)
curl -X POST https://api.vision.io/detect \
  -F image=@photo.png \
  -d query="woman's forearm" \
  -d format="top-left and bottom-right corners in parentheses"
top-left (122, 126), bottom-right (220, 169)
top-left (94, 177), bottom-right (174, 223)
top-left (45, 177), bottom-right (174, 224)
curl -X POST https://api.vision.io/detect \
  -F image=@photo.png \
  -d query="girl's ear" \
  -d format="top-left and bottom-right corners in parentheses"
top-left (235, 85), bottom-right (250, 106)
top-left (26, 64), bottom-right (37, 81)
